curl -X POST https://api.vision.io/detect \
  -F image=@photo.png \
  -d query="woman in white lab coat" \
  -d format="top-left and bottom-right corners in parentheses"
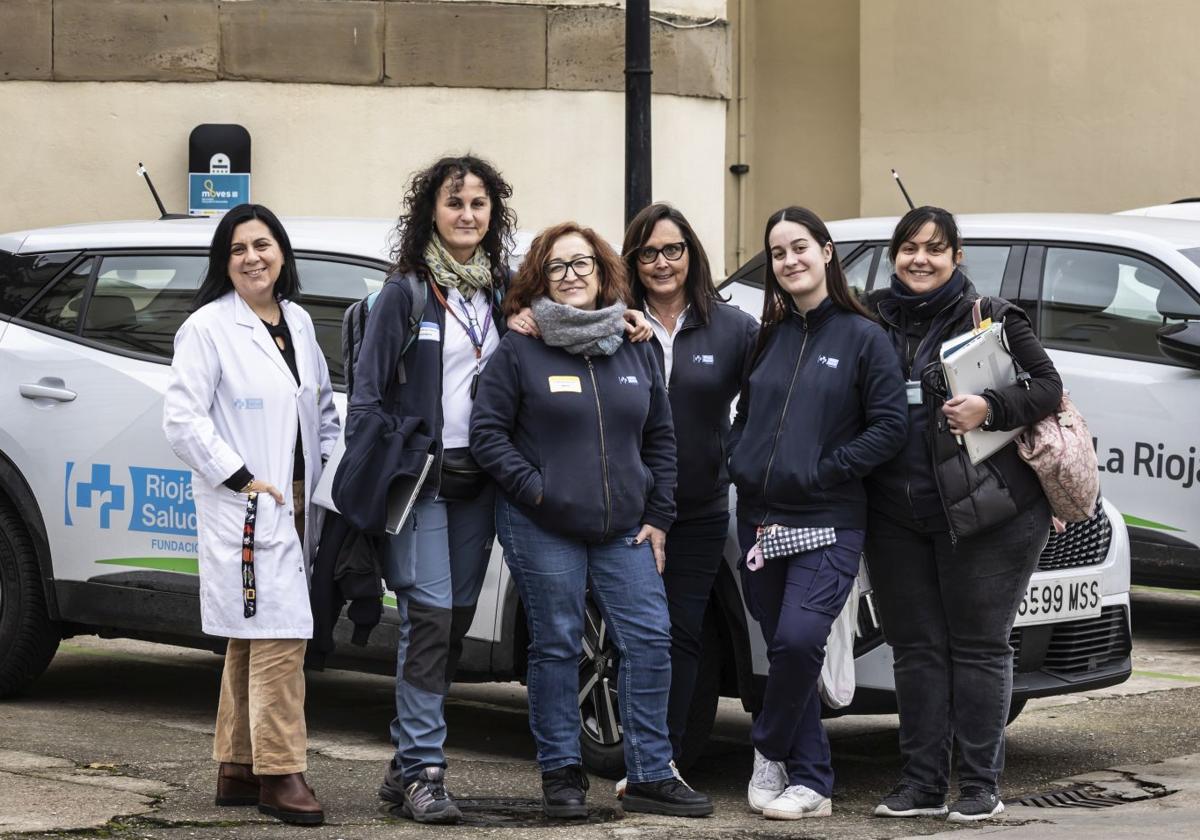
top-left (163, 203), bottom-right (339, 826)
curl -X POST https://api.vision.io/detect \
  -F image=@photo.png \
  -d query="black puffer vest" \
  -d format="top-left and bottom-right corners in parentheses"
top-left (867, 283), bottom-right (1047, 538)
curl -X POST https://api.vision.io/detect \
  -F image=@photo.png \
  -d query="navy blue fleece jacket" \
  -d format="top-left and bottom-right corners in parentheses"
top-left (728, 297), bottom-right (908, 529)
top-left (469, 332), bottom-right (677, 542)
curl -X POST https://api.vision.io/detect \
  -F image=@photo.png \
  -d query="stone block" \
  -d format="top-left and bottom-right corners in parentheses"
top-left (220, 0), bottom-right (383, 85)
top-left (0, 0), bottom-right (52, 80)
top-left (384, 1), bottom-right (546, 89)
top-left (547, 6), bottom-right (729, 99)
top-left (54, 0), bottom-right (219, 82)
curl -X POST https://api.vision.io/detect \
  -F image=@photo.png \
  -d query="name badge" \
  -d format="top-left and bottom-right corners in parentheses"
top-left (418, 322), bottom-right (440, 342)
top-left (906, 380), bottom-right (923, 405)
top-left (548, 375), bottom-right (582, 394)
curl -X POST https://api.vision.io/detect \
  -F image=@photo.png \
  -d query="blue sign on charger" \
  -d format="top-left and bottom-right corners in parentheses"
top-left (188, 172), bottom-right (251, 216)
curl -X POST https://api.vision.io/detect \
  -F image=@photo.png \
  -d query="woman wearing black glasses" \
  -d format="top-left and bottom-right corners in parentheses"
top-left (619, 205), bottom-right (757, 777)
top-left (471, 222), bottom-right (713, 819)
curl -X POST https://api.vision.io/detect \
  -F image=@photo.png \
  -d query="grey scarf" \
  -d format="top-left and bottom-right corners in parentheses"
top-left (532, 296), bottom-right (626, 356)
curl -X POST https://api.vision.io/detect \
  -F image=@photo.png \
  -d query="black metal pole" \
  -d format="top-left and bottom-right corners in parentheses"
top-left (625, 0), bottom-right (652, 225)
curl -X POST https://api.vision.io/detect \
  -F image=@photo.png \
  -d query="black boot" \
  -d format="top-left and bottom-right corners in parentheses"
top-left (623, 777), bottom-right (713, 817)
top-left (541, 765), bottom-right (589, 819)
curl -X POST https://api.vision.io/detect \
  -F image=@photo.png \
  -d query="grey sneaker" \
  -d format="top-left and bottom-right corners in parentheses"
top-left (874, 783), bottom-right (949, 818)
top-left (947, 786), bottom-right (1004, 822)
top-left (399, 766), bottom-right (462, 824)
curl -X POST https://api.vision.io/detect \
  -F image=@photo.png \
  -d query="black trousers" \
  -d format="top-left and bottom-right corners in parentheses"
top-left (661, 510), bottom-right (729, 760)
top-left (864, 498), bottom-right (1051, 794)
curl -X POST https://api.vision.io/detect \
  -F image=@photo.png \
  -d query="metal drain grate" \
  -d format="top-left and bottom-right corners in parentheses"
top-left (1013, 786), bottom-right (1127, 808)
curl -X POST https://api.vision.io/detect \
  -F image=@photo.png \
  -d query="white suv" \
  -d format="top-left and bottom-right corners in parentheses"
top-left (0, 217), bottom-right (1134, 777)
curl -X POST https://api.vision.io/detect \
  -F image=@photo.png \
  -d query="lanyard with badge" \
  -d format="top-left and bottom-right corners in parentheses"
top-left (428, 282), bottom-right (492, 398)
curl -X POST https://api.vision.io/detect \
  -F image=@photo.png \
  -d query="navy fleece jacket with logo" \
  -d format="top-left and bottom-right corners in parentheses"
top-left (727, 298), bottom-right (908, 529)
top-left (469, 332), bottom-right (677, 542)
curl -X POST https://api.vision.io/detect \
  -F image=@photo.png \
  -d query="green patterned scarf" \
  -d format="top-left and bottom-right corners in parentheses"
top-left (423, 234), bottom-right (495, 296)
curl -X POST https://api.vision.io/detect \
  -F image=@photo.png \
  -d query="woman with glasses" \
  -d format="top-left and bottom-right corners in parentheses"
top-left (470, 222), bottom-right (713, 820)
top-left (618, 204), bottom-right (756, 779)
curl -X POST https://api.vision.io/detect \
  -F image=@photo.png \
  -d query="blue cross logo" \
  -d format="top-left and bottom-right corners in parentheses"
top-left (66, 463), bottom-right (126, 529)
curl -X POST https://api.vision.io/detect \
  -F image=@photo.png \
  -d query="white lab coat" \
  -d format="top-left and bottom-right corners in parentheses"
top-left (163, 291), bottom-right (339, 638)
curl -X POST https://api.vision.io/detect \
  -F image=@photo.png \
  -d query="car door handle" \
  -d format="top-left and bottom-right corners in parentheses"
top-left (20, 379), bottom-right (77, 403)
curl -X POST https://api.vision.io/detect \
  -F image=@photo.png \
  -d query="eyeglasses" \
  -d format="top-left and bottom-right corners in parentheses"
top-left (636, 241), bottom-right (687, 264)
top-left (545, 256), bottom-right (597, 284)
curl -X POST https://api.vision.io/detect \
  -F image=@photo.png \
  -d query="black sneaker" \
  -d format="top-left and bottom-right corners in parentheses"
top-left (873, 783), bottom-right (949, 818)
top-left (378, 758), bottom-right (405, 806)
top-left (400, 766), bottom-right (462, 824)
top-left (947, 786), bottom-right (1004, 822)
top-left (622, 777), bottom-right (713, 818)
top-left (541, 765), bottom-right (589, 819)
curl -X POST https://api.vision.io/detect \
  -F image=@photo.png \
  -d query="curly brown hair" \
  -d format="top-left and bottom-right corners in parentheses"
top-left (389, 155), bottom-right (517, 280)
top-left (504, 222), bottom-right (631, 316)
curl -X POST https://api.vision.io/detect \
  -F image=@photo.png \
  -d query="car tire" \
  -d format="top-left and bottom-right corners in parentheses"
top-left (578, 594), bottom-right (625, 779)
top-left (1006, 697), bottom-right (1027, 726)
top-left (0, 498), bottom-right (60, 698)
top-left (577, 596), bottom-right (724, 779)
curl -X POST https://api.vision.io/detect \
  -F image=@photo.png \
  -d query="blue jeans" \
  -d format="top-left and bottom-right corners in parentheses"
top-left (382, 485), bottom-right (496, 782)
top-left (739, 522), bottom-right (863, 798)
top-left (497, 497), bottom-right (675, 783)
top-left (864, 500), bottom-right (1050, 794)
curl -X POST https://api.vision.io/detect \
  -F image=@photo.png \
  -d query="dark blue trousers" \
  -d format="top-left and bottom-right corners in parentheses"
top-left (739, 522), bottom-right (863, 797)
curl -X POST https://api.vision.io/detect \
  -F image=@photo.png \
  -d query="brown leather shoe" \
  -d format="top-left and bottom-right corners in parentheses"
top-left (258, 772), bottom-right (325, 825)
top-left (215, 762), bottom-right (258, 807)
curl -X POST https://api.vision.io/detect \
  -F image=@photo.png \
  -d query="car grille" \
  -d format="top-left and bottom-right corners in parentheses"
top-left (1036, 501), bottom-right (1111, 572)
top-left (1010, 605), bottom-right (1131, 677)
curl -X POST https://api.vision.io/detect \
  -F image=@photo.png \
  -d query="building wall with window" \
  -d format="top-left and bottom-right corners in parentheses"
top-left (0, 0), bottom-right (730, 256)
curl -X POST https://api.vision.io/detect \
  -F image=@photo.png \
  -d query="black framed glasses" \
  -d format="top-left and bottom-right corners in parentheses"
top-left (545, 256), bottom-right (596, 284)
top-left (636, 241), bottom-right (687, 264)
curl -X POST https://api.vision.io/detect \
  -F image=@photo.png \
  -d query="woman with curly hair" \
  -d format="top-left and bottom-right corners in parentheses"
top-left (348, 155), bottom-right (516, 824)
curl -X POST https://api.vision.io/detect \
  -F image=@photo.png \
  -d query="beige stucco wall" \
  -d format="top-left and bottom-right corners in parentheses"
top-left (724, 0), bottom-right (859, 272)
top-left (0, 81), bottom-right (726, 258)
top-left (860, 0), bottom-right (1200, 216)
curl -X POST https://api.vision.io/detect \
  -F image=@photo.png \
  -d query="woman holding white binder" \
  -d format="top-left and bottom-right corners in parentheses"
top-left (863, 206), bottom-right (1062, 823)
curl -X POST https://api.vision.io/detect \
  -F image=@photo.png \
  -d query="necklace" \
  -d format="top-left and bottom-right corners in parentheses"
top-left (648, 298), bottom-right (687, 326)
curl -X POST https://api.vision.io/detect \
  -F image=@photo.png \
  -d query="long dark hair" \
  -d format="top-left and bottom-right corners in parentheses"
top-left (390, 155), bottom-right (517, 281)
top-left (504, 222), bottom-right (631, 316)
top-left (888, 205), bottom-right (962, 263)
top-left (754, 206), bottom-right (872, 360)
top-left (194, 203), bottom-right (300, 309)
top-left (621, 203), bottom-right (721, 324)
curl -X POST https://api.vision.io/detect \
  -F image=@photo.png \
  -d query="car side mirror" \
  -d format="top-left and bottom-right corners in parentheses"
top-left (1157, 321), bottom-right (1200, 368)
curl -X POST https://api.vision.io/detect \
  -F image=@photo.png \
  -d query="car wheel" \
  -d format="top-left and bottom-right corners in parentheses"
top-left (0, 498), bottom-right (60, 697)
top-left (674, 607), bottom-right (721, 773)
top-left (578, 594), bottom-right (626, 779)
top-left (1006, 697), bottom-right (1027, 726)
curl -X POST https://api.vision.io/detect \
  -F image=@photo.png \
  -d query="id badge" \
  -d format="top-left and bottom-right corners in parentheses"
top-left (906, 380), bottom-right (923, 405)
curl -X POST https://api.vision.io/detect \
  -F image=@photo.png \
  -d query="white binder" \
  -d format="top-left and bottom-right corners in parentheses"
top-left (940, 322), bottom-right (1023, 465)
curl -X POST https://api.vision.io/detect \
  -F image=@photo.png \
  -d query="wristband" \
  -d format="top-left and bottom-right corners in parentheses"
top-left (239, 477), bottom-right (255, 493)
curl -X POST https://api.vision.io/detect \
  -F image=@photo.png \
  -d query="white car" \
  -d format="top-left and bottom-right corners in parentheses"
top-left (0, 217), bottom-right (1134, 777)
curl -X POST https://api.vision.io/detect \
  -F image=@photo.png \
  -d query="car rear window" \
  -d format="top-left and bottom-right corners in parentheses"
top-left (0, 250), bottom-right (80, 319)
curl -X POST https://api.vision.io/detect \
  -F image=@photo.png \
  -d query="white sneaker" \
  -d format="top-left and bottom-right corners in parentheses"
top-left (615, 759), bottom-right (689, 799)
top-left (762, 784), bottom-right (832, 820)
top-left (747, 749), bottom-right (788, 813)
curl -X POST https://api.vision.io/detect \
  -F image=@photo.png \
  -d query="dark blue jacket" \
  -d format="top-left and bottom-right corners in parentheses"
top-left (347, 271), bottom-right (505, 495)
top-left (470, 332), bottom-right (677, 542)
top-left (647, 301), bottom-right (758, 520)
top-left (728, 297), bottom-right (908, 529)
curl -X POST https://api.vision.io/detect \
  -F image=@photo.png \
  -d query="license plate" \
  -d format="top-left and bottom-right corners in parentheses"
top-left (1014, 573), bottom-right (1103, 627)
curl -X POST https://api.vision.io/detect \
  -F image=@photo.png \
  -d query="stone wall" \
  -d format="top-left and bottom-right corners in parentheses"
top-left (0, 0), bottom-right (729, 99)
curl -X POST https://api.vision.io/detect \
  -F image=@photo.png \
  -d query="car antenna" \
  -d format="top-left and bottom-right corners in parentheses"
top-left (137, 163), bottom-right (191, 220)
top-left (891, 168), bottom-right (916, 211)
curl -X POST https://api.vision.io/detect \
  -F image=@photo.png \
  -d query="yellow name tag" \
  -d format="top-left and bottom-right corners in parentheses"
top-left (976, 317), bottom-right (993, 332)
top-left (548, 375), bottom-right (582, 394)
